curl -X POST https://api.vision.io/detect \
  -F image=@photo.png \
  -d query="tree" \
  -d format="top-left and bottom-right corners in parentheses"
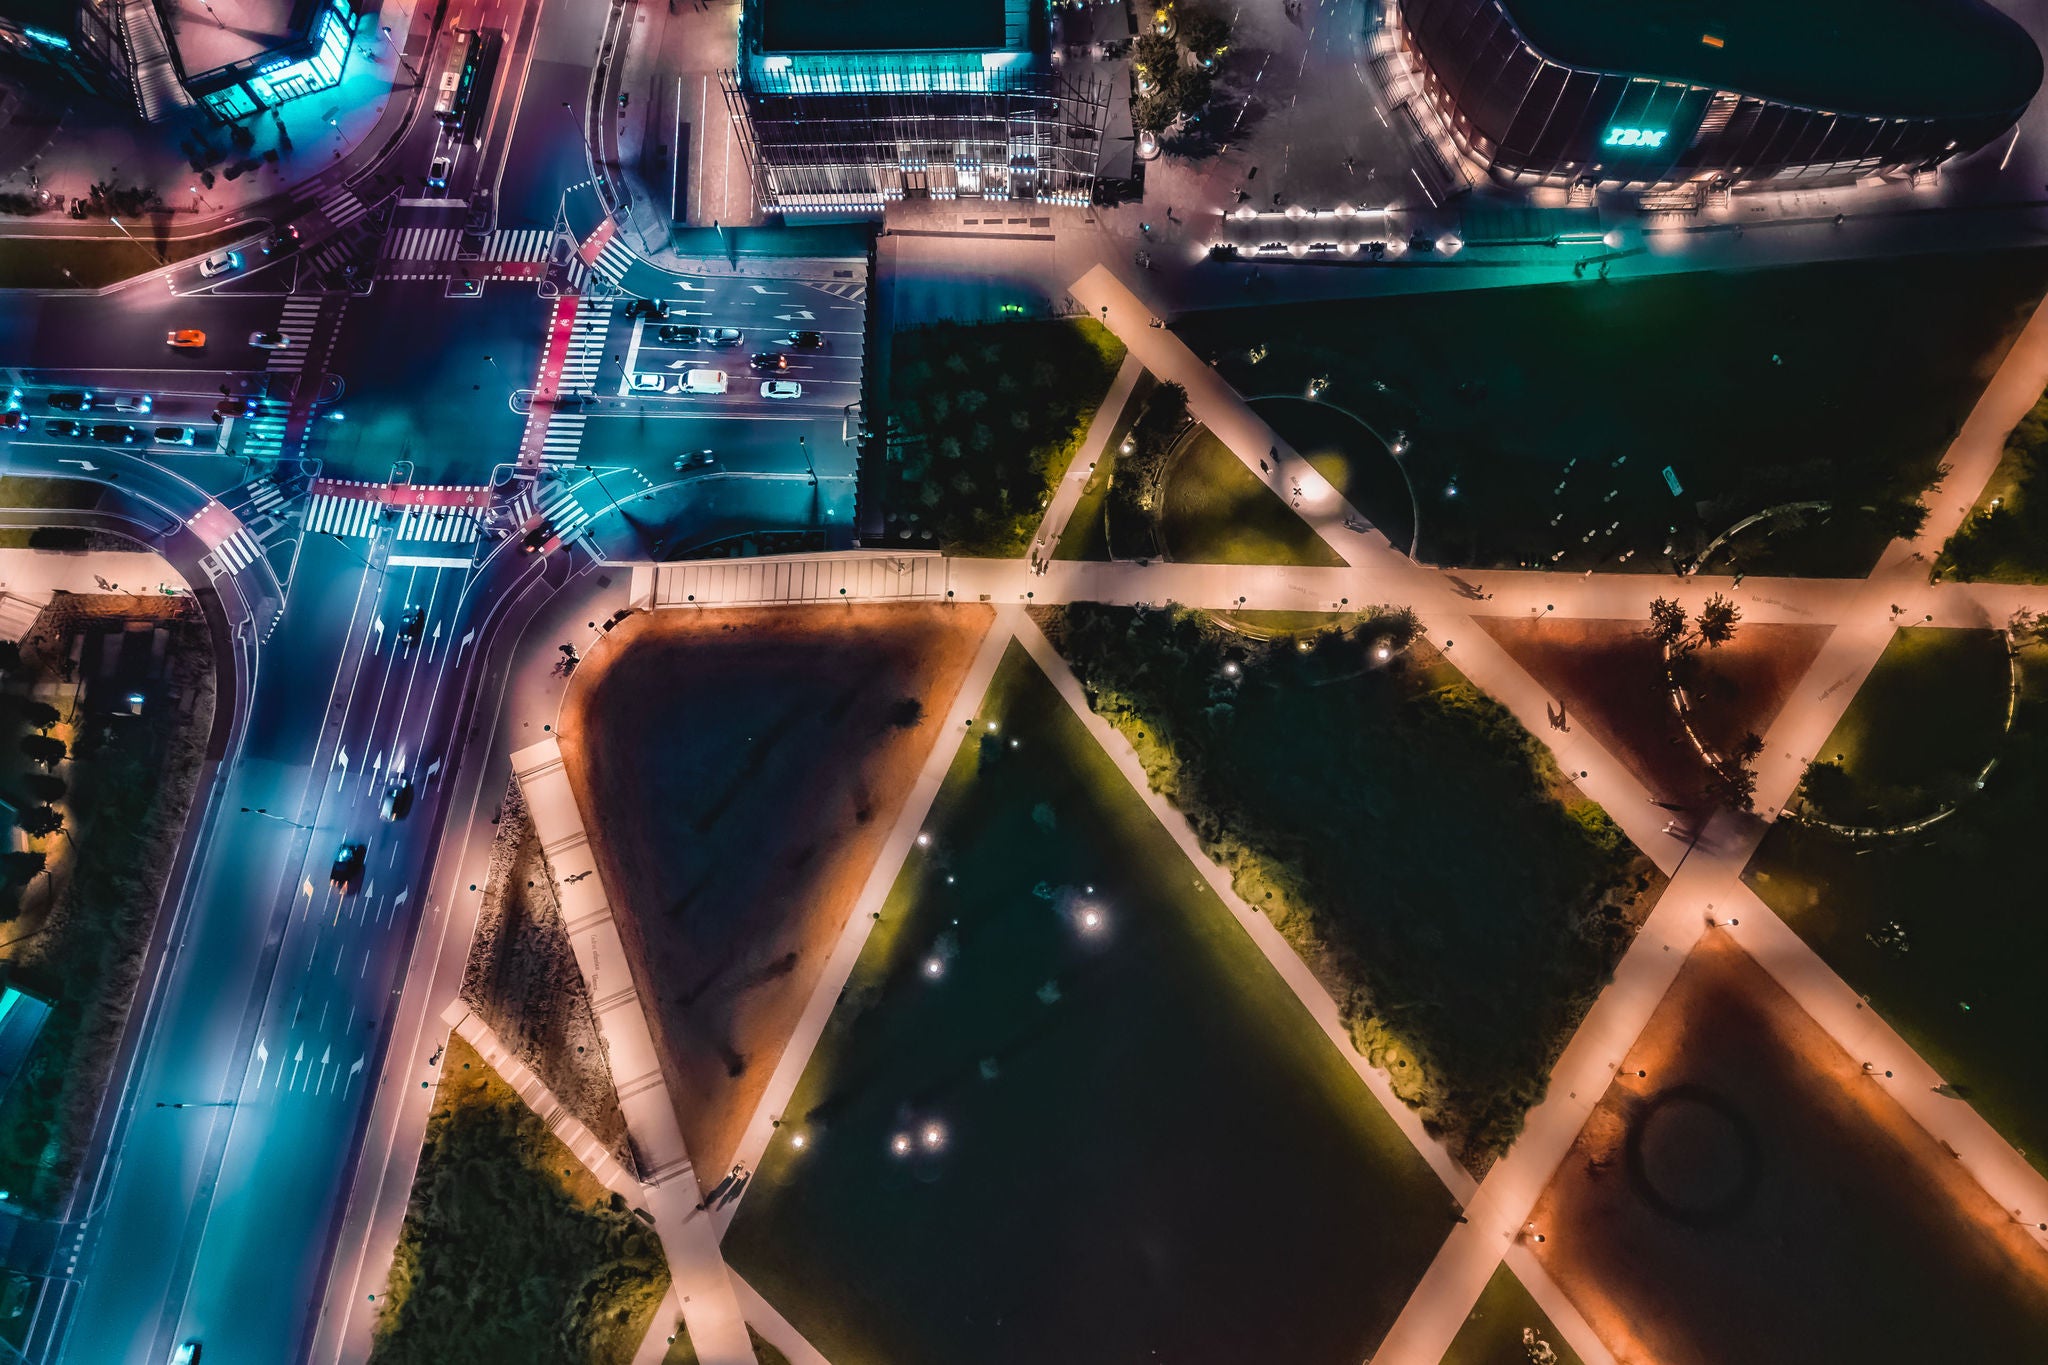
top-left (1178, 5), bottom-right (1230, 58)
top-left (20, 773), bottom-right (65, 805)
top-left (16, 805), bottom-right (63, 840)
top-left (18, 700), bottom-right (59, 732)
top-left (1133, 32), bottom-right (1178, 82)
top-left (1703, 732), bottom-right (1765, 812)
top-left (0, 850), bottom-right (45, 890)
top-left (1646, 596), bottom-right (1688, 650)
top-left (1169, 66), bottom-right (1214, 122)
top-left (0, 640), bottom-right (21, 678)
top-left (1695, 593), bottom-right (1742, 648)
top-left (18, 735), bottom-right (64, 769)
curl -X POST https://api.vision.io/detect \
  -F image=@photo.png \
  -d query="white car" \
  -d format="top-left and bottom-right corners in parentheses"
top-left (629, 372), bottom-right (666, 393)
top-left (197, 251), bottom-right (240, 278)
top-left (248, 331), bottom-right (289, 349)
top-left (680, 368), bottom-right (728, 395)
top-left (170, 1342), bottom-right (201, 1365)
top-left (761, 379), bottom-right (801, 400)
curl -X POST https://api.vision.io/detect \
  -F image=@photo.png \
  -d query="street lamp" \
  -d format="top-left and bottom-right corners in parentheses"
top-left (240, 806), bottom-right (310, 829)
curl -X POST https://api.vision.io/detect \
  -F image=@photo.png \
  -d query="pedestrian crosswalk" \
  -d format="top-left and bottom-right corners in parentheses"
top-left (302, 491), bottom-right (384, 539)
top-left (240, 413), bottom-right (289, 462)
top-left (320, 187), bottom-right (367, 230)
top-left (389, 225), bottom-right (464, 261)
top-left (483, 228), bottom-right (555, 262)
top-left (243, 476), bottom-right (287, 516)
top-left (211, 529), bottom-right (263, 575)
top-left (393, 503), bottom-right (484, 543)
top-left (540, 411), bottom-right (587, 464)
top-left (560, 301), bottom-right (611, 393)
top-left (266, 297), bottom-right (325, 373)
top-left (507, 477), bottom-right (595, 541)
top-left (591, 237), bottom-right (636, 285)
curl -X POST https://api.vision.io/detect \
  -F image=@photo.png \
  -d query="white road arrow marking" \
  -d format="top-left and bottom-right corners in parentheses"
top-left (746, 284), bottom-right (788, 295)
top-left (315, 1045), bottom-right (331, 1092)
top-left (254, 1038), bottom-right (269, 1087)
top-left (58, 458), bottom-right (99, 472)
top-left (774, 309), bottom-right (817, 321)
top-left (346, 1054), bottom-right (364, 1095)
top-left (288, 1043), bottom-right (306, 1091)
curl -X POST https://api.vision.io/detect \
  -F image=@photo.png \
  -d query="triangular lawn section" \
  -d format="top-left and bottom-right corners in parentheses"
top-left (1159, 426), bottom-right (1348, 566)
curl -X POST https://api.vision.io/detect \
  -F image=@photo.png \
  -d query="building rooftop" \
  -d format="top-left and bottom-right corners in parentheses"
top-left (164, 0), bottom-right (305, 78)
top-left (1500, 0), bottom-right (2041, 119)
top-left (757, 0), bottom-right (1010, 53)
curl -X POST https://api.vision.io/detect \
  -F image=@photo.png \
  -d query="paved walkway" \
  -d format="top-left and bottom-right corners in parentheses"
top-left (1028, 351), bottom-right (1144, 566)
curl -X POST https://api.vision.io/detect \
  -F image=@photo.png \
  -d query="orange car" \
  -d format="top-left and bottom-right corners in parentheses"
top-left (167, 329), bottom-right (206, 349)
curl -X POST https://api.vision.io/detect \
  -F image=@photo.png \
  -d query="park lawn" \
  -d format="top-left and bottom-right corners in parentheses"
top-left (1176, 249), bottom-right (2048, 575)
top-left (1747, 644), bottom-right (2048, 1175)
top-left (1055, 369), bottom-right (1156, 561)
top-left (1252, 396), bottom-right (1418, 555)
top-left (879, 318), bottom-right (1125, 557)
top-left (1440, 1265), bottom-right (1584, 1365)
top-left (371, 1035), bottom-right (669, 1365)
top-left (723, 643), bottom-right (1456, 1365)
top-left (1937, 385), bottom-right (2048, 582)
top-left (1158, 427), bottom-right (1347, 566)
top-left (1793, 626), bottom-right (2011, 827)
top-left (0, 223), bottom-right (255, 290)
top-left (1041, 605), bottom-right (1662, 1170)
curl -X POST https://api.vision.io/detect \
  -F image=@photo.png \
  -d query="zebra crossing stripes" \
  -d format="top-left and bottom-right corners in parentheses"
top-left (309, 237), bottom-right (355, 274)
top-left (591, 237), bottom-right (636, 284)
top-left (241, 414), bottom-right (289, 461)
top-left (244, 477), bottom-right (286, 515)
top-left (484, 228), bottom-right (554, 262)
top-left (319, 188), bottom-right (366, 229)
top-left (540, 412), bottom-right (587, 463)
top-left (560, 258), bottom-right (589, 292)
top-left (211, 529), bottom-right (263, 575)
top-left (535, 479), bottom-right (593, 538)
top-left (393, 504), bottom-right (483, 544)
top-left (559, 303), bottom-right (611, 393)
top-left (389, 226), bottom-right (463, 261)
top-left (302, 492), bottom-right (383, 539)
top-left (267, 298), bottom-right (325, 373)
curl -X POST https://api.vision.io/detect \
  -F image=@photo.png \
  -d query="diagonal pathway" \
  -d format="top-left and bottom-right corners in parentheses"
top-left (1028, 352), bottom-right (1145, 566)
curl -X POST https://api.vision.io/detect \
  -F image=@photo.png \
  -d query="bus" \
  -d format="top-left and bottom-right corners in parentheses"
top-left (431, 28), bottom-right (498, 136)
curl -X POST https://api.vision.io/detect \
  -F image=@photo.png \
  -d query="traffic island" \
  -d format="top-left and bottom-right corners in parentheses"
top-left (724, 642), bottom-right (1456, 1365)
top-left (1526, 931), bottom-right (2048, 1363)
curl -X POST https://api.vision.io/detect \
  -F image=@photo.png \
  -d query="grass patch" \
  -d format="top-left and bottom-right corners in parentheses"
top-left (724, 643), bottom-right (1455, 1365)
top-left (1039, 605), bottom-right (1662, 1170)
top-left (1176, 250), bottom-right (2048, 575)
top-left (0, 224), bottom-right (256, 290)
top-left (1157, 427), bottom-right (1346, 566)
top-left (1440, 1265), bottom-right (1584, 1365)
top-left (1793, 627), bottom-right (2012, 828)
top-left (1054, 371), bottom-right (1155, 562)
top-left (1253, 396), bottom-right (1417, 554)
top-left (1937, 385), bottom-right (2048, 582)
top-left (0, 607), bottom-right (213, 1211)
top-left (878, 319), bottom-right (1124, 557)
top-left (372, 1035), bottom-right (669, 1365)
top-left (1748, 644), bottom-right (2048, 1173)
top-left (0, 478), bottom-right (104, 511)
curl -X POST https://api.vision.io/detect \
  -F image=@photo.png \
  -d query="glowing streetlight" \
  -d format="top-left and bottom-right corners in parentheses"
top-left (924, 956), bottom-right (945, 978)
top-left (915, 832), bottom-right (932, 849)
top-left (789, 1132), bottom-right (807, 1151)
top-left (921, 1121), bottom-right (947, 1150)
top-left (891, 1133), bottom-right (913, 1156)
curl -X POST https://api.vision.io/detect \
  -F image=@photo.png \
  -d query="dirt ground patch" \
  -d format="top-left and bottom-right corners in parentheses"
top-left (556, 603), bottom-right (995, 1178)
top-left (461, 781), bottom-right (628, 1161)
top-left (1477, 616), bottom-right (1831, 814)
top-left (1530, 933), bottom-right (2048, 1364)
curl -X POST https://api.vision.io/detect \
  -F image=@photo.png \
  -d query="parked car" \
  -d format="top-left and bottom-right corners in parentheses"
top-left (46, 391), bottom-right (89, 411)
top-left (248, 331), bottom-right (289, 350)
top-left (91, 423), bottom-right (141, 444)
top-left (680, 369), bottom-right (728, 395)
top-left (197, 250), bottom-right (241, 278)
top-left (153, 425), bottom-right (195, 446)
top-left (44, 419), bottom-right (83, 438)
top-left (0, 411), bottom-right (25, 431)
top-left (330, 842), bottom-right (366, 889)
top-left (167, 329), bottom-right (206, 348)
top-left (380, 777), bottom-right (415, 822)
top-left (748, 352), bottom-right (789, 373)
top-left (786, 330), bottom-right (825, 350)
top-left (629, 372), bottom-right (666, 393)
top-left (761, 380), bottom-right (802, 400)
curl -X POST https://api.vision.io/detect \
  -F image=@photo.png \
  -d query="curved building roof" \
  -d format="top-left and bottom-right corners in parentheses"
top-left (1499, 0), bottom-right (2042, 119)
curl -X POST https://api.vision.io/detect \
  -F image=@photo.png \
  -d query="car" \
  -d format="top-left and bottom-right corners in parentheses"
top-left (43, 419), bottom-right (82, 438)
top-left (197, 250), bottom-right (241, 278)
top-left (170, 1342), bottom-right (201, 1365)
top-left (212, 397), bottom-right (254, 421)
top-left (629, 372), bottom-right (666, 393)
top-left (656, 324), bottom-right (701, 344)
top-left (705, 327), bottom-right (743, 348)
top-left (330, 842), bottom-right (366, 889)
top-left (397, 605), bottom-right (425, 651)
top-left (427, 156), bottom-right (451, 187)
top-left (761, 380), bottom-right (802, 400)
top-left (91, 423), bottom-right (140, 444)
top-left (748, 352), bottom-right (789, 373)
top-left (0, 411), bottom-right (24, 431)
top-left (248, 331), bottom-right (289, 350)
top-left (46, 391), bottom-right (89, 411)
top-left (260, 226), bottom-right (300, 255)
top-left (380, 778), bottom-right (415, 822)
top-left (621, 299), bottom-right (669, 321)
top-left (680, 368), bottom-right (728, 395)
top-left (167, 329), bottom-right (206, 349)
top-left (153, 425), bottom-right (195, 446)
top-left (99, 394), bottom-right (152, 414)
top-left (518, 514), bottom-right (553, 554)
top-left (786, 330), bottom-right (825, 350)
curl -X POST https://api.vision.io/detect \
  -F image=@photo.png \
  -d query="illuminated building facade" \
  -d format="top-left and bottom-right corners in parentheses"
top-left (182, 0), bottom-right (363, 119)
top-left (1390, 0), bottom-right (2041, 188)
top-left (726, 0), bottom-right (1110, 212)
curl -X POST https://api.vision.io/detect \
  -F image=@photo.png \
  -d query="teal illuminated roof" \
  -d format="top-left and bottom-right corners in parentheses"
top-left (1499, 0), bottom-right (2041, 119)
top-left (761, 0), bottom-right (1007, 52)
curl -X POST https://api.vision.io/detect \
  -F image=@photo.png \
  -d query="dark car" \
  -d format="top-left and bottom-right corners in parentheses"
top-left (0, 411), bottom-right (24, 431)
top-left (330, 842), bottom-right (366, 889)
top-left (786, 331), bottom-right (825, 350)
top-left (261, 226), bottom-right (300, 255)
top-left (622, 299), bottom-right (669, 321)
top-left (704, 327), bottom-right (743, 348)
top-left (519, 514), bottom-right (553, 554)
top-left (380, 778), bottom-right (414, 822)
top-left (46, 391), bottom-right (89, 411)
top-left (397, 605), bottom-right (425, 651)
top-left (656, 324), bottom-right (701, 344)
top-left (748, 352), bottom-right (789, 373)
top-left (44, 419), bottom-right (83, 438)
top-left (212, 397), bottom-right (255, 421)
top-left (91, 423), bottom-right (140, 444)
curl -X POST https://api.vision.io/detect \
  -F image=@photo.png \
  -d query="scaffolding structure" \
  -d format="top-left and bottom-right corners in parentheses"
top-left (725, 59), bottom-right (1112, 213)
